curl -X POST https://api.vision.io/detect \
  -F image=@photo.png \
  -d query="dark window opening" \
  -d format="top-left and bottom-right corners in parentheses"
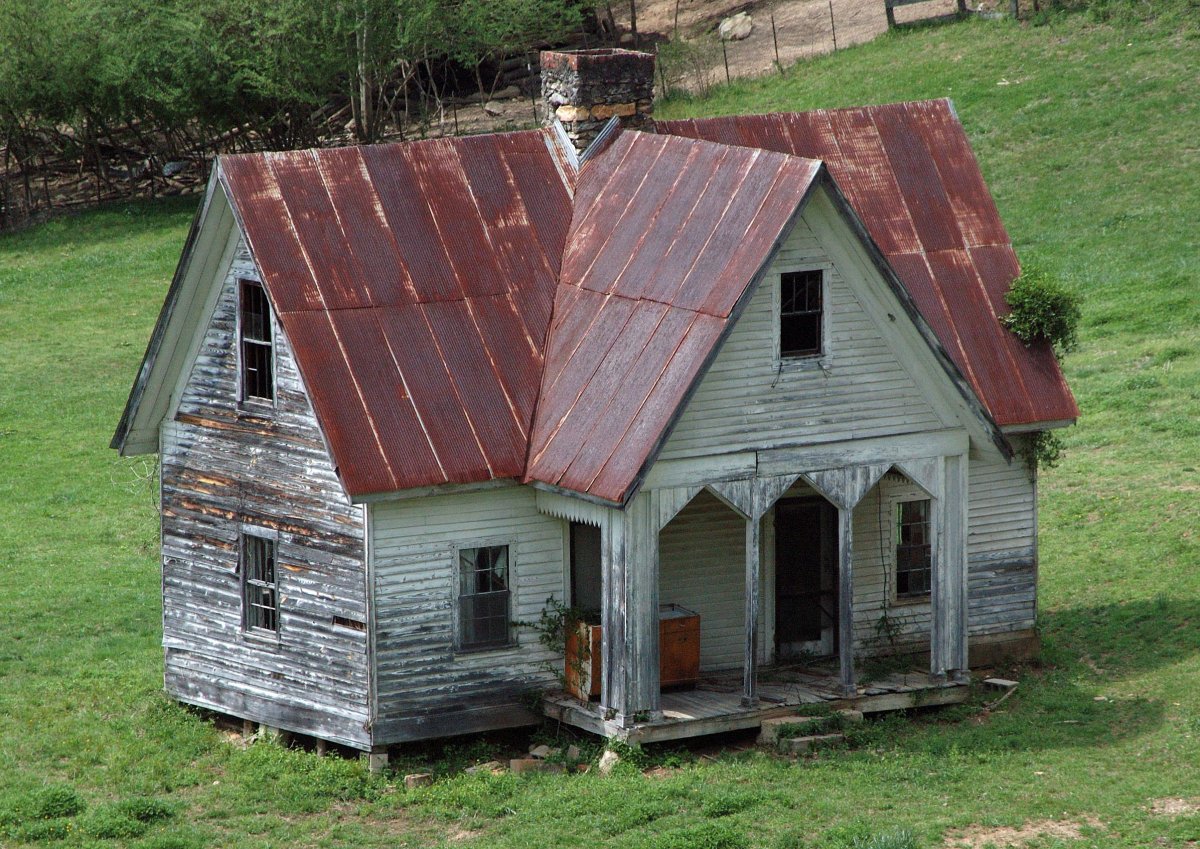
top-left (239, 280), bottom-right (274, 402)
top-left (242, 533), bottom-right (279, 632)
top-left (332, 615), bottom-right (365, 632)
top-left (458, 545), bottom-right (510, 650)
top-left (895, 499), bottom-right (932, 598)
top-left (780, 269), bottom-right (824, 358)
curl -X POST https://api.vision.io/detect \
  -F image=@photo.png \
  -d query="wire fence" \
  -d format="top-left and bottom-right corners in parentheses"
top-left (0, 0), bottom-right (969, 230)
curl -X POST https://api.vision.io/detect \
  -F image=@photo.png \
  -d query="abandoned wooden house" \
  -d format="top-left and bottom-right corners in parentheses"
top-left (111, 48), bottom-right (1076, 759)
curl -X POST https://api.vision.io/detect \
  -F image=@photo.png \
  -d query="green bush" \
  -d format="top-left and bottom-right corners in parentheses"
top-left (114, 797), bottom-right (174, 823)
top-left (79, 805), bottom-right (149, 840)
top-left (14, 818), bottom-right (74, 841)
top-left (1002, 266), bottom-right (1082, 357)
top-left (850, 830), bottom-right (919, 849)
top-left (29, 785), bottom-right (86, 820)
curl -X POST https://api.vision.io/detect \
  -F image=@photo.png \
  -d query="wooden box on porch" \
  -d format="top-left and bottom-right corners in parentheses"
top-left (658, 604), bottom-right (701, 689)
top-left (564, 605), bottom-right (701, 700)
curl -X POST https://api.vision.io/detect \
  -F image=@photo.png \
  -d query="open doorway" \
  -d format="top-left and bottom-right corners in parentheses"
top-left (774, 497), bottom-right (837, 659)
top-left (569, 521), bottom-right (602, 616)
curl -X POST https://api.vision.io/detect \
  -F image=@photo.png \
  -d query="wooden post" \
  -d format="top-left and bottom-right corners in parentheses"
top-left (1009, 0), bottom-right (1019, 18)
top-left (837, 506), bottom-right (855, 696)
top-left (600, 494), bottom-right (660, 725)
top-left (885, 1), bottom-right (897, 27)
top-left (742, 508), bottom-right (761, 707)
top-left (721, 40), bottom-right (731, 84)
top-left (946, 454), bottom-right (969, 680)
top-left (929, 461), bottom-right (947, 683)
top-left (771, 11), bottom-right (783, 74)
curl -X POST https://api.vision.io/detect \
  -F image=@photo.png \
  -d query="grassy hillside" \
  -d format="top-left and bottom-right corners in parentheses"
top-left (1, 10), bottom-right (1197, 849)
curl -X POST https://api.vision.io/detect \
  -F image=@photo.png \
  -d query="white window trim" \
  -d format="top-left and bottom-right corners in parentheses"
top-left (239, 523), bottom-right (282, 643)
top-left (773, 262), bottom-right (834, 373)
top-left (452, 537), bottom-right (518, 654)
top-left (236, 278), bottom-right (278, 412)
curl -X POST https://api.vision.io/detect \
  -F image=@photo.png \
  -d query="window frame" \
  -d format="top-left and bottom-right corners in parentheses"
top-left (240, 525), bottom-right (281, 638)
top-left (237, 278), bottom-right (276, 407)
top-left (893, 497), bottom-right (933, 602)
top-left (454, 540), bottom-right (516, 653)
top-left (774, 264), bottom-right (832, 369)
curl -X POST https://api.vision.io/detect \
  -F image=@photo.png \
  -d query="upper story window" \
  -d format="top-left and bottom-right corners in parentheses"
top-left (895, 499), bottom-right (932, 599)
top-left (457, 544), bottom-right (511, 651)
top-left (241, 530), bottom-right (279, 633)
top-left (239, 280), bottom-right (274, 403)
top-left (779, 269), bottom-right (824, 358)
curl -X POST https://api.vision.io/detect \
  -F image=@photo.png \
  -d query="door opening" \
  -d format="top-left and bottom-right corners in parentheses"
top-left (569, 521), bottom-right (602, 616)
top-left (774, 498), bottom-right (838, 659)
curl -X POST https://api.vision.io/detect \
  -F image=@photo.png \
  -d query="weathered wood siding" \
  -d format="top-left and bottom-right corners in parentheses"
top-left (967, 442), bottom-right (1037, 637)
top-left (659, 490), bottom-right (745, 671)
top-left (160, 240), bottom-right (370, 749)
top-left (659, 214), bottom-right (946, 462)
top-left (848, 474), bottom-right (933, 653)
top-left (369, 486), bottom-right (564, 743)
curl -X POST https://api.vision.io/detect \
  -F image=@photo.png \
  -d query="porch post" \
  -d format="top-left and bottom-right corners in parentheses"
top-left (837, 505), bottom-right (856, 696)
top-left (742, 509), bottom-right (761, 707)
top-left (600, 492), bottom-right (660, 725)
top-left (945, 454), bottom-right (969, 680)
top-left (929, 460), bottom-right (947, 683)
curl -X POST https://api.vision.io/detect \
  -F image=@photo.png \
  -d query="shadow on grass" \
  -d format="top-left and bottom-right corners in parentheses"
top-left (1039, 596), bottom-right (1200, 678)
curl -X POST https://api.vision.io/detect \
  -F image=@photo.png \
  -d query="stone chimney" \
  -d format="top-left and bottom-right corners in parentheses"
top-left (540, 49), bottom-right (655, 156)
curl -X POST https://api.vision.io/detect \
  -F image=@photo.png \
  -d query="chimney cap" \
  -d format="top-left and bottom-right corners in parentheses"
top-left (540, 48), bottom-right (655, 73)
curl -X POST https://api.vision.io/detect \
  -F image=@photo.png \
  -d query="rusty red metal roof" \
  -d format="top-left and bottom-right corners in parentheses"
top-left (525, 132), bottom-right (820, 501)
top-left (219, 131), bottom-right (568, 497)
top-left (656, 100), bottom-right (1078, 428)
top-left (209, 99), bottom-right (1072, 505)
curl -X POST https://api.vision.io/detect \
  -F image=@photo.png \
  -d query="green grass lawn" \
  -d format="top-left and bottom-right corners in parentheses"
top-left (2, 9), bottom-right (1198, 848)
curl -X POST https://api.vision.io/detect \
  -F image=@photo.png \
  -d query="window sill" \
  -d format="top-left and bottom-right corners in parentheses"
top-left (891, 595), bottom-right (931, 607)
top-left (454, 641), bottom-right (517, 657)
top-left (774, 355), bottom-right (831, 376)
top-left (240, 629), bottom-right (282, 649)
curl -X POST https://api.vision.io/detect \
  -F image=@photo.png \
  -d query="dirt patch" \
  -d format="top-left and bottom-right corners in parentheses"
top-left (1150, 798), bottom-right (1200, 817)
top-left (615, 0), bottom-right (962, 90)
top-left (943, 816), bottom-right (1104, 848)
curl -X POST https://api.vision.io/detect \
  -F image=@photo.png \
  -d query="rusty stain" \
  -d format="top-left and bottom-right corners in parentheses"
top-left (658, 100), bottom-right (1078, 429)
top-left (212, 100), bottom-right (1074, 504)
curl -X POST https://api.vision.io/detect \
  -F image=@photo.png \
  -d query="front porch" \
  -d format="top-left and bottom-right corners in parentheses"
top-left (543, 665), bottom-right (970, 744)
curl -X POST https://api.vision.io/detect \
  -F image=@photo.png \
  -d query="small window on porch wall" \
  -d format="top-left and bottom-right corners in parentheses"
top-left (895, 499), bottom-right (932, 599)
top-left (239, 280), bottom-right (274, 403)
top-left (780, 269), bottom-right (824, 358)
top-left (458, 545), bottom-right (511, 651)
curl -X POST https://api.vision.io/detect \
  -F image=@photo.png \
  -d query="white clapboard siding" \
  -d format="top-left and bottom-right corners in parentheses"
top-left (370, 486), bottom-right (566, 737)
top-left (849, 475), bottom-right (933, 652)
top-left (161, 240), bottom-right (370, 749)
top-left (968, 442), bottom-right (1037, 635)
top-left (658, 490), bottom-right (746, 671)
top-left (659, 215), bottom-right (945, 462)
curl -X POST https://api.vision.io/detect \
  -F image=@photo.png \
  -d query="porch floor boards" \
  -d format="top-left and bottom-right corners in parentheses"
top-left (543, 666), bottom-right (970, 744)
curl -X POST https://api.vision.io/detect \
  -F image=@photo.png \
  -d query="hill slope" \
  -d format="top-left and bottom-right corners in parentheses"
top-left (1, 10), bottom-right (1197, 849)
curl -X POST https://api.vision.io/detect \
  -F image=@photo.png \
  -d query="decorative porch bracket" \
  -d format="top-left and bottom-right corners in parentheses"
top-left (801, 464), bottom-right (892, 696)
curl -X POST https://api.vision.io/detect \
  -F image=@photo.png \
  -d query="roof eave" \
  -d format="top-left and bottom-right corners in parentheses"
top-left (612, 161), bottom-right (827, 508)
top-left (111, 166), bottom-right (221, 454)
top-left (815, 169), bottom-right (1015, 462)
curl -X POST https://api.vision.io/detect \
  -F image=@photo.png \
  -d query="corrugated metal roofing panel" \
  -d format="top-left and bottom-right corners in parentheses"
top-left (221, 129), bottom-right (573, 498)
top-left (526, 132), bottom-right (821, 502)
top-left (275, 311), bottom-right (400, 496)
top-left (210, 98), bottom-right (1075, 504)
top-left (657, 100), bottom-right (1079, 428)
